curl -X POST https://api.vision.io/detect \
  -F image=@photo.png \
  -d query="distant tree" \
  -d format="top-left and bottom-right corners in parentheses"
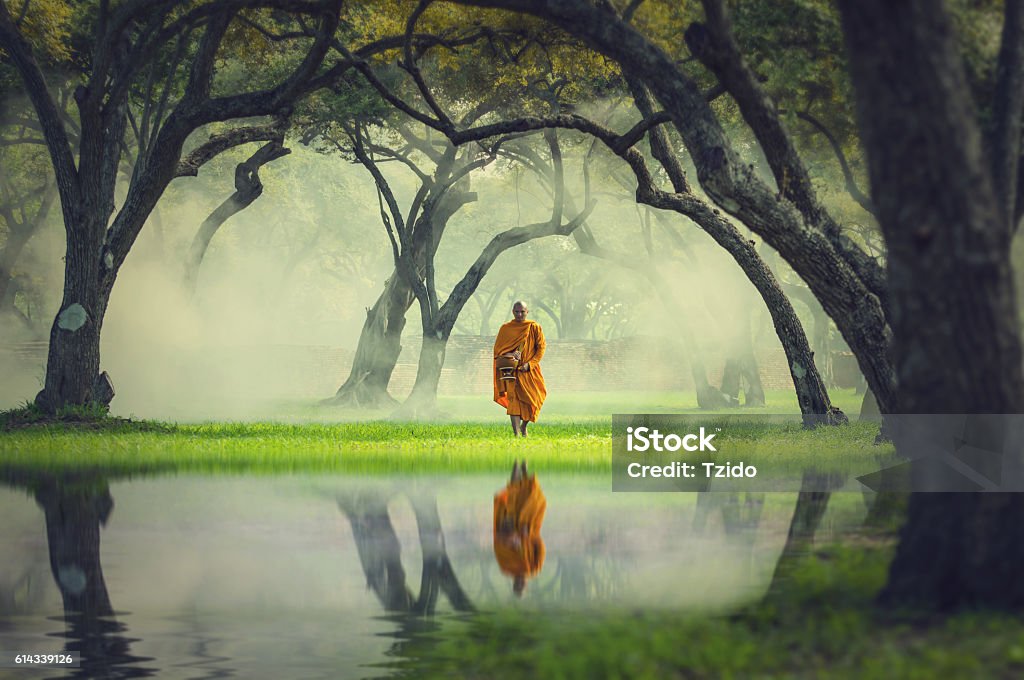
top-left (321, 118), bottom-right (491, 408)
top-left (0, 138), bottom-right (55, 331)
top-left (343, 119), bottom-right (590, 417)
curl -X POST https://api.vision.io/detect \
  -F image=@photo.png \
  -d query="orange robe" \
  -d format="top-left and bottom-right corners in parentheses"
top-left (493, 320), bottom-right (547, 422)
top-left (493, 476), bottom-right (547, 578)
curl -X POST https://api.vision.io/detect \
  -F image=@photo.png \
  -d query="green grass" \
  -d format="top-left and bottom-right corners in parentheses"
top-left (0, 389), bottom-right (880, 476)
top-left (395, 546), bottom-right (1024, 679)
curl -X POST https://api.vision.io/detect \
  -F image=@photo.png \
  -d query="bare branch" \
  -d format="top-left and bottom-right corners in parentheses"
top-left (403, 0), bottom-right (455, 129)
top-left (685, 0), bottom-right (887, 310)
top-left (348, 124), bottom-right (409, 252)
top-left (796, 111), bottom-right (875, 215)
top-left (622, 0), bottom-right (644, 23)
top-left (182, 12), bottom-right (237, 107)
top-left (143, 26), bottom-right (194, 158)
top-left (0, 136), bottom-right (46, 147)
top-left (627, 77), bottom-right (689, 192)
top-left (364, 139), bottom-right (434, 184)
top-left (174, 122), bottom-right (284, 177)
top-left (436, 202), bottom-right (597, 334)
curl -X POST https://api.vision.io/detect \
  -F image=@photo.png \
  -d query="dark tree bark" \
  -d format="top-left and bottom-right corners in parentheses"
top-left (625, 83), bottom-right (843, 424)
top-left (183, 138), bottom-right (290, 295)
top-left (686, 0), bottom-right (887, 313)
top-left (989, 0), bottom-right (1024, 230)
top-left (839, 0), bottom-right (1024, 609)
top-left (783, 282), bottom-right (837, 388)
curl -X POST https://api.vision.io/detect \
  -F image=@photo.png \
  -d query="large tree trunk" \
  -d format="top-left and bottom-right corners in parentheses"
top-left (839, 0), bottom-right (1024, 608)
top-left (328, 271), bottom-right (415, 408)
top-left (393, 333), bottom-right (448, 419)
top-left (36, 217), bottom-right (113, 412)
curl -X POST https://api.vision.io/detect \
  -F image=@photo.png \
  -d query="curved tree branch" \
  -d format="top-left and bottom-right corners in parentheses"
top-left (796, 111), bottom-right (875, 215)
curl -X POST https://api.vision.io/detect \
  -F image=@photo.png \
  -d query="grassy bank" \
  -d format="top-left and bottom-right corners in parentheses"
top-left (0, 391), bottom-right (885, 476)
top-left (397, 546), bottom-right (1024, 679)
top-left (0, 420), bottom-right (886, 475)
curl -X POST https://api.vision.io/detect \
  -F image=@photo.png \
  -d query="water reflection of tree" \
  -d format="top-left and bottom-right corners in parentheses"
top-left (767, 472), bottom-right (846, 596)
top-left (0, 541), bottom-right (49, 618)
top-left (0, 471), bottom-right (155, 678)
top-left (693, 491), bottom-right (766, 579)
top-left (531, 526), bottom-right (626, 603)
top-left (338, 490), bottom-right (474, 615)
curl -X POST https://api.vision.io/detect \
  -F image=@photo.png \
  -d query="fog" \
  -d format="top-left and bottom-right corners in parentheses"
top-left (0, 126), bottom-right (798, 420)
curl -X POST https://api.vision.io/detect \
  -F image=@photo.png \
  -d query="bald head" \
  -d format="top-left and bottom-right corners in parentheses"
top-left (512, 301), bottom-right (528, 322)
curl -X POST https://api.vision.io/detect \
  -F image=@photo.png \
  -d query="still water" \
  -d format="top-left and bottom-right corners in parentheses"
top-left (0, 473), bottom-right (864, 678)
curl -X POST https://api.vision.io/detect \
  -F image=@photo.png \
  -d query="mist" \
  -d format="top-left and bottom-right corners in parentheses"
top-left (1, 119), bottom-right (805, 421)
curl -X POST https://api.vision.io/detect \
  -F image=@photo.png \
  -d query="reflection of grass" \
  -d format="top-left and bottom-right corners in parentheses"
top-left (399, 546), bottom-right (1024, 679)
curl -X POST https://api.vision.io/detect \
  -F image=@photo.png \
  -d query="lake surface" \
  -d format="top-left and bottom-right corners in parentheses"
top-left (0, 473), bottom-right (866, 678)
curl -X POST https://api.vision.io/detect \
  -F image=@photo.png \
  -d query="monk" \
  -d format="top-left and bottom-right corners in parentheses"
top-left (493, 460), bottom-right (546, 597)
top-left (493, 301), bottom-right (547, 437)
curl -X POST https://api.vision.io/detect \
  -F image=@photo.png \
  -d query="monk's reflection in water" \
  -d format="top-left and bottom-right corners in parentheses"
top-left (493, 460), bottom-right (546, 597)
